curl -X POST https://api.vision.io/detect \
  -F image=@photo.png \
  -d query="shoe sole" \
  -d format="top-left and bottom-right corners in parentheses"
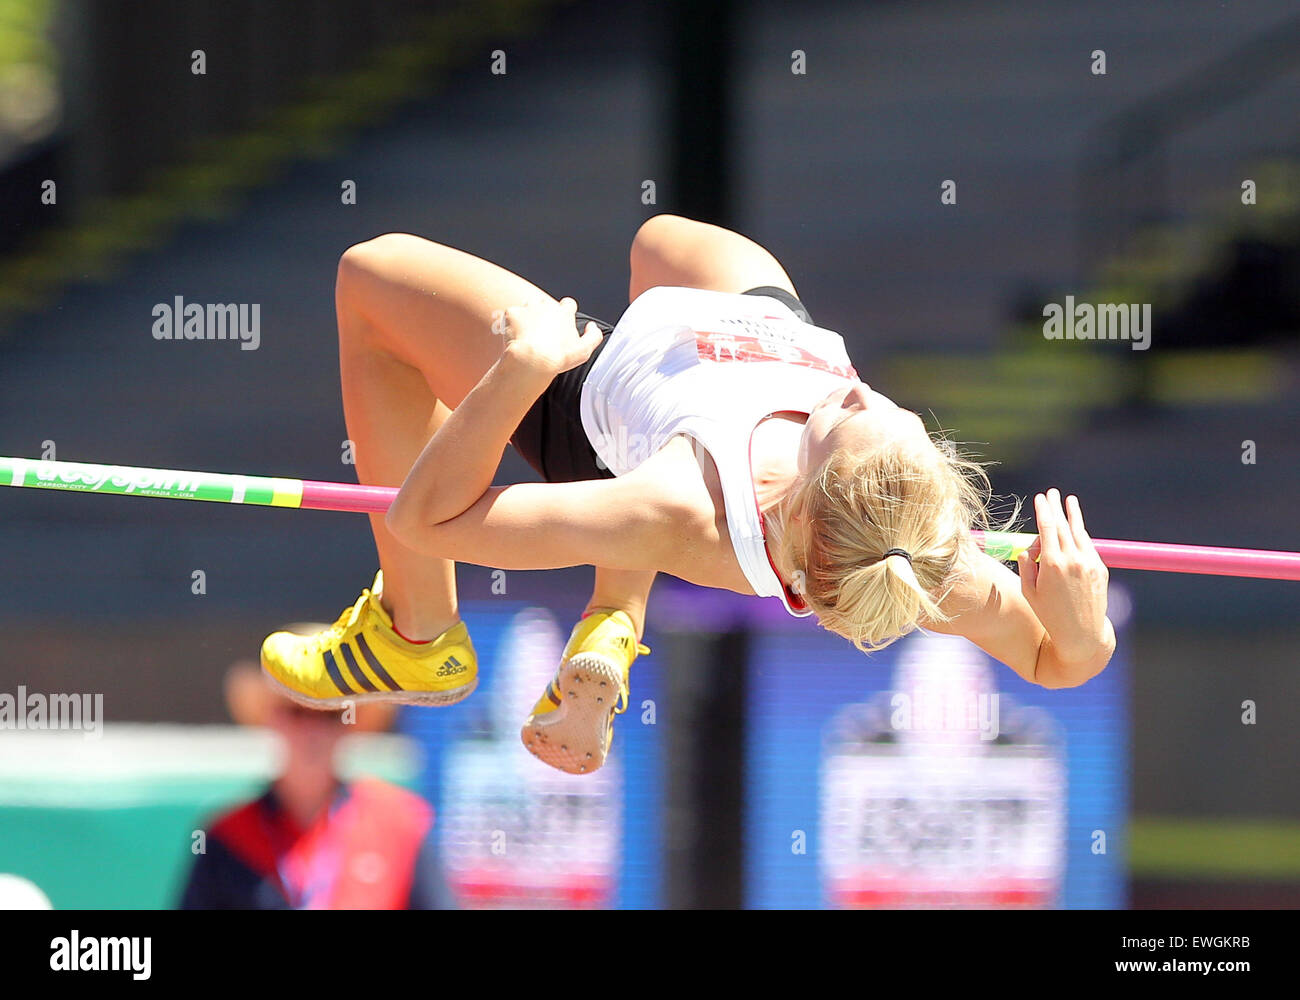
top-left (260, 663), bottom-right (477, 710)
top-left (519, 652), bottom-right (624, 775)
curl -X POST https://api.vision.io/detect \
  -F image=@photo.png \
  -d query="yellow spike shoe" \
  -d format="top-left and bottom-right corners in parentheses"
top-left (260, 571), bottom-right (476, 709)
top-left (520, 608), bottom-right (649, 774)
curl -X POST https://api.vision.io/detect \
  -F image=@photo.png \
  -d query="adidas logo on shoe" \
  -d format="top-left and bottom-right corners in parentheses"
top-left (435, 655), bottom-right (468, 678)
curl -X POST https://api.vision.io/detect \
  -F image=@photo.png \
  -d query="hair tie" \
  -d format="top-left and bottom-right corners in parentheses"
top-left (882, 547), bottom-right (913, 565)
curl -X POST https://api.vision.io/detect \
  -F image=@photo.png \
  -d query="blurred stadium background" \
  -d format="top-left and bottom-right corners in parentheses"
top-left (0, 0), bottom-right (1296, 908)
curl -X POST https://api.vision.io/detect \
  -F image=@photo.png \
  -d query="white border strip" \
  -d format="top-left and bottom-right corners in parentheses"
top-left (6, 458), bottom-right (28, 488)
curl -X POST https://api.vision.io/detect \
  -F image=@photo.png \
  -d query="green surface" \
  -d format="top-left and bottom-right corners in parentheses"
top-left (0, 0), bottom-right (56, 68)
top-left (0, 777), bottom-right (265, 909)
top-left (1129, 817), bottom-right (1300, 879)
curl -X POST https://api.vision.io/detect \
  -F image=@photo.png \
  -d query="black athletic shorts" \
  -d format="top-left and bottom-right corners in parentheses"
top-left (509, 286), bottom-right (814, 483)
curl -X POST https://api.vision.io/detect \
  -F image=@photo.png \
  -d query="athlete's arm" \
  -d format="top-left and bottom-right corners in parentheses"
top-left (924, 489), bottom-right (1115, 688)
top-left (386, 474), bottom-right (676, 572)
top-left (386, 296), bottom-right (677, 570)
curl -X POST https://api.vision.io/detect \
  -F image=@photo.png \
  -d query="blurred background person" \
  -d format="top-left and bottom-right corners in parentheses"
top-left (178, 631), bottom-right (452, 909)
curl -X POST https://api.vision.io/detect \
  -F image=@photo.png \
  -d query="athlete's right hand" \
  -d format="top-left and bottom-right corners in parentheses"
top-left (499, 297), bottom-right (604, 376)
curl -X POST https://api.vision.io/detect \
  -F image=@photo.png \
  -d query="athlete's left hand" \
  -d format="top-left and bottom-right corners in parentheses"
top-left (1017, 489), bottom-right (1112, 666)
top-left (499, 297), bottom-right (603, 377)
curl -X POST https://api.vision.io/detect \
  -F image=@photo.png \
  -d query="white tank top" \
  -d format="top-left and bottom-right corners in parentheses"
top-left (579, 286), bottom-right (861, 617)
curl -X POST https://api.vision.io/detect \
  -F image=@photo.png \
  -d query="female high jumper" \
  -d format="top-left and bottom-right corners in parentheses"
top-left (260, 214), bottom-right (1115, 774)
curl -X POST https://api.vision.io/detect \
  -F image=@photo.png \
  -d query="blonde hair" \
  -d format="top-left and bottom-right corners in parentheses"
top-left (767, 432), bottom-right (1015, 653)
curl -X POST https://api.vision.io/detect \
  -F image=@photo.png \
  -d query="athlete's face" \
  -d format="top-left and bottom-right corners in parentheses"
top-left (797, 382), bottom-right (930, 475)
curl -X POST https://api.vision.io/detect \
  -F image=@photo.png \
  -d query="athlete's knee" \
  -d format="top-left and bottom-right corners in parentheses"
top-left (631, 214), bottom-right (694, 261)
top-left (336, 235), bottom-right (425, 320)
top-left (336, 236), bottom-right (400, 341)
top-left (339, 233), bottom-right (418, 283)
top-left (635, 213), bottom-right (692, 238)
top-left (630, 215), bottom-right (701, 294)
top-left (338, 236), bottom-right (381, 294)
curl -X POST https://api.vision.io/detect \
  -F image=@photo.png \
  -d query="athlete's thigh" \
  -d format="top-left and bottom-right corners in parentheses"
top-left (338, 232), bottom-right (562, 408)
top-left (628, 214), bottom-right (799, 302)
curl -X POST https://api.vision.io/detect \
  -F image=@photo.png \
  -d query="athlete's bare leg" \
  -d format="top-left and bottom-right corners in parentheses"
top-left (336, 233), bottom-right (561, 641)
top-left (628, 213), bottom-right (800, 301)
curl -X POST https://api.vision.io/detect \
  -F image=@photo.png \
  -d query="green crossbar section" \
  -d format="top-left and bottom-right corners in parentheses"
top-left (0, 456), bottom-right (303, 507)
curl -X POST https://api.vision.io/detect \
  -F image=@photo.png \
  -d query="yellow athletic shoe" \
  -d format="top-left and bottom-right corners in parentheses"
top-left (260, 571), bottom-right (476, 709)
top-left (520, 608), bottom-right (649, 774)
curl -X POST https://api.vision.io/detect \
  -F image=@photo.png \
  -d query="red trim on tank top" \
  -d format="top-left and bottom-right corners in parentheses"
top-left (750, 410), bottom-right (812, 615)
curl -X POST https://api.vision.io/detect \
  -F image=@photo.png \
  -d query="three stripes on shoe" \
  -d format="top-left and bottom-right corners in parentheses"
top-left (320, 634), bottom-right (465, 697)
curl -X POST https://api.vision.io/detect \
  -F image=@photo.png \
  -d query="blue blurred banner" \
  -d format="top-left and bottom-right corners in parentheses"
top-left (744, 585), bottom-right (1132, 909)
top-left (400, 600), bottom-right (664, 909)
